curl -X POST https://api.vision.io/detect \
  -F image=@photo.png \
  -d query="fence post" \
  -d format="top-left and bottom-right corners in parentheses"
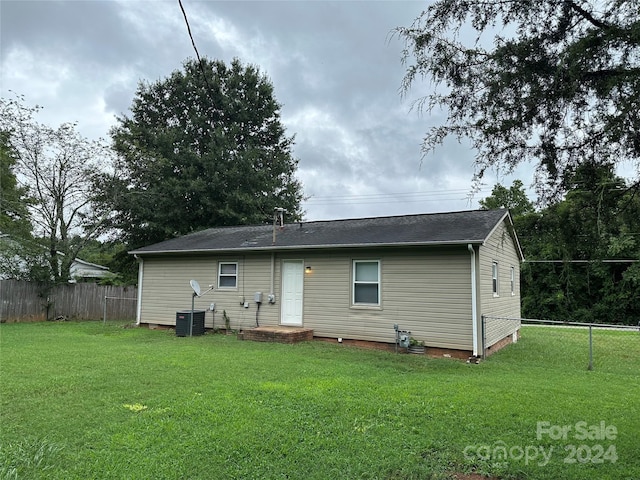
top-left (588, 324), bottom-right (593, 371)
top-left (103, 296), bottom-right (107, 325)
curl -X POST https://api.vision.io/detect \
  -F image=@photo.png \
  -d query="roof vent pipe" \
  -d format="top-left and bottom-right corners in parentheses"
top-left (272, 207), bottom-right (286, 244)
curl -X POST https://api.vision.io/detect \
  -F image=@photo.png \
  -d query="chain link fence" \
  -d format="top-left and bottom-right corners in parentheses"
top-left (482, 316), bottom-right (640, 370)
top-left (102, 295), bottom-right (138, 324)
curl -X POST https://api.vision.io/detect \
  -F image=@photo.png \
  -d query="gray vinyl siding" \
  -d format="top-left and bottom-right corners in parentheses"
top-left (281, 247), bottom-right (472, 349)
top-left (478, 221), bottom-right (522, 347)
top-left (382, 248), bottom-right (472, 349)
top-left (140, 254), bottom-right (281, 331)
top-left (139, 246), bottom-right (475, 351)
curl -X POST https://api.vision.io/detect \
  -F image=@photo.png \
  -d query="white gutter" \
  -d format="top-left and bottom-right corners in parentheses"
top-left (134, 254), bottom-right (144, 326)
top-left (128, 239), bottom-right (484, 256)
top-left (468, 244), bottom-right (479, 356)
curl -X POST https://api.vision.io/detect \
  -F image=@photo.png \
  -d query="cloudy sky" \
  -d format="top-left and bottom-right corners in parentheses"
top-left (1, 0), bottom-right (533, 221)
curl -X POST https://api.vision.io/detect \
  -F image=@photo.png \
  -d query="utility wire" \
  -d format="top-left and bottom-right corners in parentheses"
top-left (304, 188), bottom-right (489, 206)
top-left (306, 188), bottom-right (483, 200)
top-left (525, 259), bottom-right (639, 263)
top-left (178, 0), bottom-right (215, 101)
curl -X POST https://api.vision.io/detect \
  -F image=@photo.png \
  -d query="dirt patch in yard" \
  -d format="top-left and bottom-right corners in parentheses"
top-left (450, 473), bottom-right (501, 480)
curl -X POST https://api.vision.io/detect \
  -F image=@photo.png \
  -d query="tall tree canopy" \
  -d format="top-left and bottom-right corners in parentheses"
top-left (482, 168), bottom-right (640, 324)
top-left (397, 0), bottom-right (640, 197)
top-left (0, 131), bottom-right (32, 239)
top-left (0, 131), bottom-right (41, 281)
top-left (0, 96), bottom-right (113, 283)
top-left (479, 180), bottom-right (535, 218)
top-left (99, 57), bottom-right (303, 248)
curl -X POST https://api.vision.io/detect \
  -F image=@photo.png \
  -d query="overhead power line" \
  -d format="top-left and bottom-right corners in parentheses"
top-left (304, 188), bottom-right (490, 206)
top-left (177, 0), bottom-right (215, 100)
top-left (178, 0), bottom-right (202, 63)
top-left (525, 259), bottom-right (639, 263)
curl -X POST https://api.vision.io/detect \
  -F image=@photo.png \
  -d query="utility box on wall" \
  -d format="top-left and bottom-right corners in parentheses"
top-left (176, 310), bottom-right (205, 336)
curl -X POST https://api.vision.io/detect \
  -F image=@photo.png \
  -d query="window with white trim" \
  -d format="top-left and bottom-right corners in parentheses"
top-left (510, 266), bottom-right (515, 296)
top-left (492, 261), bottom-right (499, 296)
top-left (218, 262), bottom-right (238, 288)
top-left (353, 260), bottom-right (380, 305)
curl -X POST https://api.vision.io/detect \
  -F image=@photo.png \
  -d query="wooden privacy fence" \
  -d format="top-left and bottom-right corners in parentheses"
top-left (0, 280), bottom-right (138, 322)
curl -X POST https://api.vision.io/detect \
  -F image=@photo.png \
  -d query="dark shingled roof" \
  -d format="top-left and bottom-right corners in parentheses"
top-left (129, 209), bottom-right (514, 255)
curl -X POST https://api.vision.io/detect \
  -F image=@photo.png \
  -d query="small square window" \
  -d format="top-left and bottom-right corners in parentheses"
top-left (218, 262), bottom-right (237, 288)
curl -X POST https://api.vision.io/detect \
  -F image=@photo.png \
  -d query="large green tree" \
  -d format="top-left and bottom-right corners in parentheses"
top-left (0, 96), bottom-right (113, 283)
top-left (0, 131), bottom-right (32, 239)
top-left (483, 168), bottom-right (640, 324)
top-left (397, 0), bottom-right (640, 197)
top-left (99, 57), bottom-right (303, 249)
top-left (523, 163), bottom-right (640, 323)
top-left (0, 131), bottom-right (42, 281)
top-left (479, 180), bottom-right (535, 218)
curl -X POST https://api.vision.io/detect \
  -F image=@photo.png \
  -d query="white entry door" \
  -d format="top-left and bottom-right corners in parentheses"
top-left (281, 260), bottom-right (304, 326)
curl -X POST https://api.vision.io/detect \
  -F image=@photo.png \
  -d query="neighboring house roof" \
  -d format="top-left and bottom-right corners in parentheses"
top-left (70, 258), bottom-right (111, 279)
top-left (0, 232), bottom-right (110, 281)
top-left (130, 209), bottom-right (523, 259)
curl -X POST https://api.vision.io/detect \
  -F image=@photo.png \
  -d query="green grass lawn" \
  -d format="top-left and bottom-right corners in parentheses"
top-left (1, 322), bottom-right (638, 480)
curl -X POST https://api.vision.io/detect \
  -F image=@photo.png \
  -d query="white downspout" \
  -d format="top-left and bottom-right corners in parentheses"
top-left (134, 254), bottom-right (144, 326)
top-left (468, 244), bottom-right (479, 357)
top-left (270, 252), bottom-right (275, 299)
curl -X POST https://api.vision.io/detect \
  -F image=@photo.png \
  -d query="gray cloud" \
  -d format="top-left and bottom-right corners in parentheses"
top-left (1, 0), bottom-right (532, 221)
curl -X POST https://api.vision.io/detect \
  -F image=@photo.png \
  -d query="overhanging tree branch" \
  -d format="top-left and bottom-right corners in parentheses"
top-left (565, 0), bottom-right (611, 31)
top-left (396, 0), bottom-right (640, 197)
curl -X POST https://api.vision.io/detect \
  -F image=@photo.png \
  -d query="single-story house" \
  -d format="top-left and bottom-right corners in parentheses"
top-left (129, 208), bottom-right (523, 357)
top-left (0, 233), bottom-right (110, 283)
top-left (69, 258), bottom-right (111, 283)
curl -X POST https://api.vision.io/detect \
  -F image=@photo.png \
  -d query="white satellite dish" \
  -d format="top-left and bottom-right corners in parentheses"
top-left (189, 279), bottom-right (201, 296)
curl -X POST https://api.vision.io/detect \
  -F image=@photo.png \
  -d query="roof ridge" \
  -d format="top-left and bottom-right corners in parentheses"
top-left (130, 208), bottom-right (511, 256)
top-left (302, 208), bottom-right (505, 225)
